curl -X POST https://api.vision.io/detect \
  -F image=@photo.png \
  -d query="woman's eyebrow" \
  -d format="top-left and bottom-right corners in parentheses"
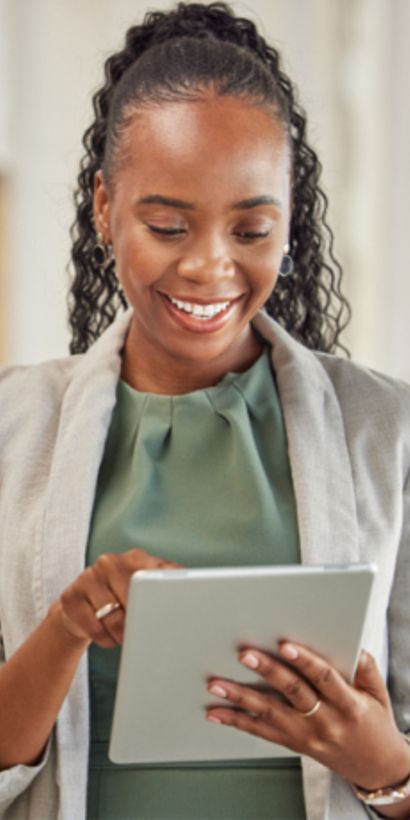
top-left (138, 194), bottom-right (195, 210)
top-left (137, 194), bottom-right (282, 210)
top-left (231, 195), bottom-right (282, 210)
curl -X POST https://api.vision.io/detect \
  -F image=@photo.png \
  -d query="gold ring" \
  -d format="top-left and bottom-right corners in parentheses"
top-left (95, 601), bottom-right (121, 620)
top-left (298, 699), bottom-right (322, 718)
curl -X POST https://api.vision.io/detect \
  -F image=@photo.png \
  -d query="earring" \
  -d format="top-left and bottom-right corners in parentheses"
top-left (279, 243), bottom-right (294, 277)
top-left (93, 232), bottom-right (113, 267)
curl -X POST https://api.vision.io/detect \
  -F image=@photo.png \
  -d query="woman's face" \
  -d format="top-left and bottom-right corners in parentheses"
top-left (94, 93), bottom-right (292, 391)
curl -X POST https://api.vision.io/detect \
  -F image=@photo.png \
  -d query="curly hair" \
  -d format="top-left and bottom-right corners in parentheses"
top-left (68, 1), bottom-right (351, 355)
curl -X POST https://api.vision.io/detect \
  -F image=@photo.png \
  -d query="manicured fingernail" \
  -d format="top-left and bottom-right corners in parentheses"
top-left (241, 652), bottom-right (260, 669)
top-left (280, 643), bottom-right (299, 660)
top-left (207, 714), bottom-right (222, 724)
top-left (209, 684), bottom-right (228, 698)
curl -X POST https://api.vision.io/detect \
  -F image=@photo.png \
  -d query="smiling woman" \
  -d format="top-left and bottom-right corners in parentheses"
top-left (0, 3), bottom-right (410, 820)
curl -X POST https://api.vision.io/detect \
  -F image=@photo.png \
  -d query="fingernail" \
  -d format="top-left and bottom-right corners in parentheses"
top-left (280, 643), bottom-right (299, 660)
top-left (207, 714), bottom-right (222, 724)
top-left (209, 684), bottom-right (228, 698)
top-left (241, 652), bottom-right (260, 669)
top-left (359, 649), bottom-right (368, 667)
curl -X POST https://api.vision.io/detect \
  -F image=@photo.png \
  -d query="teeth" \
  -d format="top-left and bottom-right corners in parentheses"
top-left (168, 296), bottom-right (230, 318)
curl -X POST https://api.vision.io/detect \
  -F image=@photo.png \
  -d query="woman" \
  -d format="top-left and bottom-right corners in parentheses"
top-left (0, 2), bottom-right (409, 819)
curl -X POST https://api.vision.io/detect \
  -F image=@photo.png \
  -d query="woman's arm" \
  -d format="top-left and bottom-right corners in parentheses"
top-left (0, 547), bottom-right (180, 770)
top-left (376, 470), bottom-right (410, 819)
top-left (0, 601), bottom-right (88, 769)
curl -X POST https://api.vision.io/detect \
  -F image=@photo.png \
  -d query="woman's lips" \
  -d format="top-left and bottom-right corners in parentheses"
top-left (158, 292), bottom-right (242, 334)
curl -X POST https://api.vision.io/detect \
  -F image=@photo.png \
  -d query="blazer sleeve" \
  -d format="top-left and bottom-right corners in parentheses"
top-left (0, 623), bottom-right (52, 814)
top-left (387, 465), bottom-right (410, 733)
top-left (363, 421), bottom-right (410, 820)
top-left (362, 469), bottom-right (410, 820)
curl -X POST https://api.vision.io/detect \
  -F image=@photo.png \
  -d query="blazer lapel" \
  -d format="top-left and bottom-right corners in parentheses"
top-left (40, 307), bottom-right (133, 819)
top-left (252, 310), bottom-right (359, 820)
top-left (41, 307), bottom-right (134, 609)
top-left (253, 309), bottom-right (359, 566)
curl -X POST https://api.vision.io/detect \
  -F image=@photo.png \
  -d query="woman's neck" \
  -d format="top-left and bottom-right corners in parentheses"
top-left (120, 325), bottom-right (264, 395)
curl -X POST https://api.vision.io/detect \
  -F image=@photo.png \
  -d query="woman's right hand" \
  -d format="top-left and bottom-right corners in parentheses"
top-left (54, 548), bottom-right (181, 649)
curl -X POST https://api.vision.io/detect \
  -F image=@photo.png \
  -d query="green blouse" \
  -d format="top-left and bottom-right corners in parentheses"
top-left (86, 341), bottom-right (306, 819)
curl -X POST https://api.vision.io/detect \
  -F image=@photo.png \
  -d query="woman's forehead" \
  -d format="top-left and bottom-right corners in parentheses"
top-left (114, 95), bottom-right (291, 199)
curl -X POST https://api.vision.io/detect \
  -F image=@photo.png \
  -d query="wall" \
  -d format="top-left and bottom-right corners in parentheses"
top-left (1, 0), bottom-right (409, 379)
top-left (0, 0), bottom-right (11, 363)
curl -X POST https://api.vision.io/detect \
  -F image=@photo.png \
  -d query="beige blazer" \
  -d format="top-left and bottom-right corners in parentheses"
top-left (0, 307), bottom-right (409, 820)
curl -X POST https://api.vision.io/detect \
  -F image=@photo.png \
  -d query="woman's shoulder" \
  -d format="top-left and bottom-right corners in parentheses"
top-left (256, 311), bottom-right (410, 419)
top-left (315, 349), bottom-right (410, 400)
top-left (314, 349), bottom-right (410, 434)
top-left (0, 353), bottom-right (83, 399)
top-left (0, 354), bottom-right (84, 443)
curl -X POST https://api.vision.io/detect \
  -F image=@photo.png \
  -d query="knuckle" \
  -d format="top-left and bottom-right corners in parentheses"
top-left (259, 705), bottom-right (275, 723)
top-left (105, 618), bottom-right (125, 644)
top-left (94, 553), bottom-right (115, 572)
top-left (323, 717), bottom-right (339, 741)
top-left (256, 661), bottom-right (271, 679)
top-left (242, 717), bottom-right (258, 735)
top-left (61, 585), bottom-right (82, 609)
top-left (306, 733), bottom-right (327, 757)
top-left (232, 689), bottom-right (245, 707)
top-left (298, 656), bottom-right (314, 676)
top-left (78, 567), bottom-right (95, 587)
top-left (87, 620), bottom-right (105, 641)
top-left (324, 721), bottom-right (344, 749)
top-left (250, 718), bottom-right (263, 736)
top-left (60, 588), bottom-right (72, 608)
top-left (123, 549), bottom-right (151, 573)
top-left (345, 696), bottom-right (363, 724)
top-left (128, 548), bottom-right (144, 563)
top-left (314, 665), bottom-right (334, 688)
top-left (284, 678), bottom-right (302, 698)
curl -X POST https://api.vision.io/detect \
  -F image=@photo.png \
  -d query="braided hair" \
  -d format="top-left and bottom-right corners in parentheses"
top-left (68, 1), bottom-right (351, 355)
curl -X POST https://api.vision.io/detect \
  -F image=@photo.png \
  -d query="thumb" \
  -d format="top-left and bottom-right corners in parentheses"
top-left (354, 649), bottom-right (389, 706)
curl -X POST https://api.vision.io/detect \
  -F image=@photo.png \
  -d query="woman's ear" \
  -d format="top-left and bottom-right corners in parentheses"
top-left (93, 170), bottom-right (111, 242)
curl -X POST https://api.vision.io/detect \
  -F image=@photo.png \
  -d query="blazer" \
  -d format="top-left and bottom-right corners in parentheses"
top-left (0, 307), bottom-right (409, 820)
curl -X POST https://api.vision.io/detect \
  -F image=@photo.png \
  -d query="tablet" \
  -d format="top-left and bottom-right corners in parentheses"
top-left (109, 563), bottom-right (376, 765)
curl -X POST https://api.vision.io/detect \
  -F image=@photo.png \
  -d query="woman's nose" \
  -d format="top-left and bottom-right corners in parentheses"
top-left (176, 238), bottom-right (236, 284)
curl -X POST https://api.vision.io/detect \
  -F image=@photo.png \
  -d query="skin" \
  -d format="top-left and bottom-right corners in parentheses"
top-left (2, 94), bottom-right (408, 817)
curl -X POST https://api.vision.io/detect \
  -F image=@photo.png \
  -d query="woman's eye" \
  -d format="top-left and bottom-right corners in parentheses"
top-left (235, 230), bottom-right (271, 241)
top-left (145, 225), bottom-right (271, 241)
top-left (146, 224), bottom-right (185, 237)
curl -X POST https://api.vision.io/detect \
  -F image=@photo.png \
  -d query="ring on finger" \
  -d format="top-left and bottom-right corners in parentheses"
top-left (95, 601), bottom-right (121, 621)
top-left (296, 699), bottom-right (322, 718)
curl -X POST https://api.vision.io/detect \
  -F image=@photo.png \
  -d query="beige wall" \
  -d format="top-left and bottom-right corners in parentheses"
top-left (1, 0), bottom-right (409, 379)
top-left (0, 175), bottom-right (9, 364)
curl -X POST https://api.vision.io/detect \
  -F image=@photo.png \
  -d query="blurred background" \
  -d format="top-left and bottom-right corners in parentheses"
top-left (0, 0), bottom-right (409, 379)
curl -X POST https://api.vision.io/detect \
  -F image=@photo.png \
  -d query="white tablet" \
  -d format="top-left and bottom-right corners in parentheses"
top-left (109, 563), bottom-right (376, 765)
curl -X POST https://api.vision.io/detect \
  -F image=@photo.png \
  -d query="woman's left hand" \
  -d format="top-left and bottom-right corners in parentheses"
top-left (206, 643), bottom-right (410, 791)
